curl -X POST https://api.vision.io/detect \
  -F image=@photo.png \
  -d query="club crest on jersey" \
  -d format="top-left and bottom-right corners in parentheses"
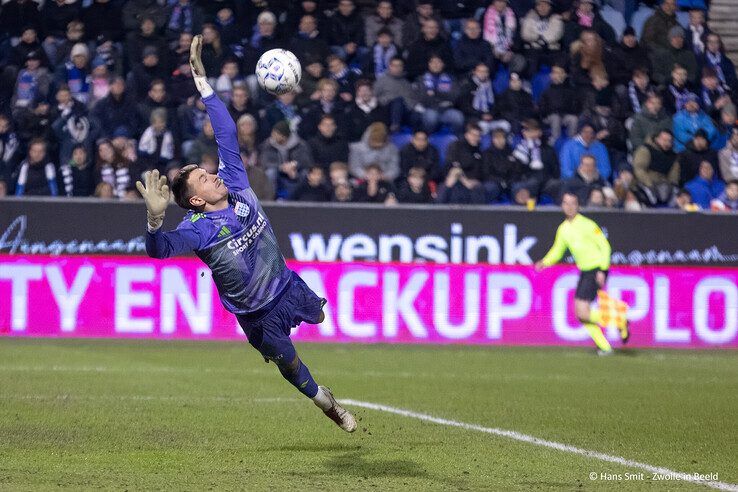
top-left (234, 201), bottom-right (250, 218)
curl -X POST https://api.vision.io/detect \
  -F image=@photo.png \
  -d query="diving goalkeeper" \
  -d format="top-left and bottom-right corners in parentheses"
top-left (135, 35), bottom-right (356, 432)
top-left (535, 192), bottom-right (629, 355)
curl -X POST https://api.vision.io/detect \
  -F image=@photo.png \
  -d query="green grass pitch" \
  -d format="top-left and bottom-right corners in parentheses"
top-left (1, 338), bottom-right (737, 490)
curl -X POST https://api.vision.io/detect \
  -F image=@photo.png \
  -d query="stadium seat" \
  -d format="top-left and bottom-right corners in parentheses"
top-left (677, 0), bottom-right (707, 9)
top-left (675, 11), bottom-right (690, 28)
top-left (531, 68), bottom-right (551, 103)
top-left (391, 131), bottom-right (413, 151)
top-left (493, 66), bottom-right (510, 94)
top-left (481, 133), bottom-right (491, 150)
top-left (629, 5), bottom-right (654, 38)
top-left (601, 5), bottom-right (627, 38)
top-left (430, 132), bottom-right (458, 164)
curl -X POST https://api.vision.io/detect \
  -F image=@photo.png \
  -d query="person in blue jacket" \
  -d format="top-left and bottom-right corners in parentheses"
top-left (684, 160), bottom-right (724, 208)
top-left (673, 92), bottom-right (717, 152)
top-left (559, 121), bottom-right (611, 180)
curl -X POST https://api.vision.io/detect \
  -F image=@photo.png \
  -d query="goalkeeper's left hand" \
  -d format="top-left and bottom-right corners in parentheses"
top-left (135, 169), bottom-right (170, 231)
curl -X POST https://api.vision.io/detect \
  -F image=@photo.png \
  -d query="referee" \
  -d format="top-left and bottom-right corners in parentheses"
top-left (535, 192), bottom-right (629, 355)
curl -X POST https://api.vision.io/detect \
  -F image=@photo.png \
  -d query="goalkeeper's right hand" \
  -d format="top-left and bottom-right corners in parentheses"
top-left (135, 169), bottom-right (170, 231)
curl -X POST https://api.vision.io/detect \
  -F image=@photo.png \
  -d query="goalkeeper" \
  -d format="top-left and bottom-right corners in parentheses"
top-left (135, 35), bottom-right (356, 432)
top-left (535, 192), bottom-right (629, 355)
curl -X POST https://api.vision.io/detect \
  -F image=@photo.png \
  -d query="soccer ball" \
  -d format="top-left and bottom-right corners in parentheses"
top-left (255, 49), bottom-right (302, 95)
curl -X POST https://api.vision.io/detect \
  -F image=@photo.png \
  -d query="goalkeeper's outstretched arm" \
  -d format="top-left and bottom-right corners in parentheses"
top-left (136, 169), bottom-right (201, 259)
top-left (190, 34), bottom-right (249, 191)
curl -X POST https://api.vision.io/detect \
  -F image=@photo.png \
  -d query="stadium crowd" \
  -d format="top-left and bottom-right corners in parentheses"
top-left (1, 0), bottom-right (738, 212)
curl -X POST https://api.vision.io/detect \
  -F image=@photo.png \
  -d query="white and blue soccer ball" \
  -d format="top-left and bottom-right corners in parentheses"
top-left (255, 49), bottom-right (302, 96)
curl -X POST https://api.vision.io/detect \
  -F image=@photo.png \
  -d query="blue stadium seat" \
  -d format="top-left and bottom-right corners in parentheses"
top-left (391, 131), bottom-right (413, 151)
top-left (493, 66), bottom-right (510, 94)
top-left (601, 5), bottom-right (627, 38)
top-left (676, 11), bottom-right (690, 28)
top-left (481, 133), bottom-right (491, 150)
top-left (430, 132), bottom-right (458, 164)
top-left (677, 0), bottom-right (706, 10)
top-left (629, 5), bottom-right (654, 38)
top-left (531, 68), bottom-right (551, 103)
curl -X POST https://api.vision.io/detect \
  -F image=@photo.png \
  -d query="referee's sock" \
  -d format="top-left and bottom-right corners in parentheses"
top-left (584, 323), bottom-right (612, 352)
top-left (588, 308), bottom-right (602, 326)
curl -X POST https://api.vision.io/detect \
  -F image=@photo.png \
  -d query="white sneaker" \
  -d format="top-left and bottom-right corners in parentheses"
top-left (597, 349), bottom-right (614, 357)
top-left (319, 386), bottom-right (357, 433)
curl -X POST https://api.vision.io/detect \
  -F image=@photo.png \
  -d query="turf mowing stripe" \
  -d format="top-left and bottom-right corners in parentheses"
top-left (341, 399), bottom-right (738, 492)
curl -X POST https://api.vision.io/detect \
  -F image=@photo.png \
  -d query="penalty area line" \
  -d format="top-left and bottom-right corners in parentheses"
top-left (340, 399), bottom-right (738, 492)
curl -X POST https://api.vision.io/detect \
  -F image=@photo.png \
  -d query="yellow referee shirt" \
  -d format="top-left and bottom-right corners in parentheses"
top-left (541, 214), bottom-right (611, 271)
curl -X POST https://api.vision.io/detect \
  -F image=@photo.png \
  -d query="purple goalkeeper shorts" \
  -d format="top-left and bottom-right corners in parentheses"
top-left (236, 271), bottom-right (325, 365)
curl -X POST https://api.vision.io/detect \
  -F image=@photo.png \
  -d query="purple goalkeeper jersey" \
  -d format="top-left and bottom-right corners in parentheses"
top-left (145, 94), bottom-right (292, 315)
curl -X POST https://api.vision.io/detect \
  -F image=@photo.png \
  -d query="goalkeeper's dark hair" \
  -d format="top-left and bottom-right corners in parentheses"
top-left (171, 164), bottom-right (199, 210)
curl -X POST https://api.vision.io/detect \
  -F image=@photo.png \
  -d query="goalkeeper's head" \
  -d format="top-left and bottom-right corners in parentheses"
top-left (171, 164), bottom-right (228, 211)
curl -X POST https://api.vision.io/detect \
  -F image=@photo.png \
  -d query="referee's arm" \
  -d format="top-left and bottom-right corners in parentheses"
top-left (592, 225), bottom-right (611, 271)
top-left (539, 225), bottom-right (567, 268)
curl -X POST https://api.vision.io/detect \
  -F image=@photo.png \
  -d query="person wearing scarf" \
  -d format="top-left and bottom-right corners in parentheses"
top-left (138, 108), bottom-right (175, 171)
top-left (700, 33), bottom-right (738, 91)
top-left (345, 80), bottom-right (389, 142)
top-left (369, 28), bottom-right (398, 79)
top-left (459, 63), bottom-right (497, 133)
top-left (718, 128), bottom-right (738, 182)
top-left (414, 55), bottom-right (464, 134)
top-left (14, 139), bottom-right (58, 196)
top-left (483, 0), bottom-right (519, 65)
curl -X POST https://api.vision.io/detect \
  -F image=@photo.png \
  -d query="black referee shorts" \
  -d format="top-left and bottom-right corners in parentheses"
top-left (575, 269), bottom-right (608, 302)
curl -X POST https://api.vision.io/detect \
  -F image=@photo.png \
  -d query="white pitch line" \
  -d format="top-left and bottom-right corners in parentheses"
top-left (341, 399), bottom-right (738, 492)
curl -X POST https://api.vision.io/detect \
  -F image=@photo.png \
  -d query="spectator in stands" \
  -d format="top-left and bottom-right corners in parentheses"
top-left (164, 0), bottom-right (203, 42)
top-left (52, 86), bottom-right (100, 166)
top-left (41, 0), bottom-right (81, 49)
top-left (178, 96), bottom-right (207, 145)
top-left (512, 119), bottom-right (560, 198)
top-left (581, 90), bottom-right (628, 168)
top-left (563, 154), bottom-right (608, 203)
top-left (216, 8), bottom-right (245, 56)
top-left (240, 151), bottom-right (274, 202)
top-left (93, 77), bottom-right (138, 137)
top-left (400, 129), bottom-right (441, 181)
top-left (349, 122), bottom-right (399, 180)
top-left (673, 93), bottom-right (717, 152)
top-left (404, 18), bottom-right (454, 80)
top-left (58, 144), bottom-right (95, 196)
top-left (364, 28), bottom-right (399, 80)
top-left (213, 59), bottom-right (244, 104)
top-left (718, 127), bottom-right (738, 182)
top-left (93, 181), bottom-right (115, 198)
top-left (300, 78), bottom-right (346, 139)
top-left (290, 15), bottom-right (330, 66)
top-left (610, 28), bottom-right (651, 87)
top-left (138, 108), bottom-right (176, 172)
top-left (308, 115), bottom-right (349, 169)
top-left (396, 166), bottom-right (433, 203)
top-left (520, 0), bottom-right (564, 76)
top-left (326, 55), bottom-right (360, 102)
top-left (126, 16), bottom-right (167, 69)
top-left (495, 72), bottom-right (536, 134)
top-left (641, 0), bottom-right (678, 52)
top-left (245, 11), bottom-right (281, 78)
top-left (715, 180), bottom-right (738, 210)
top-left (296, 58), bottom-right (325, 108)
top-left (569, 30), bottom-right (609, 89)
top-left (8, 27), bottom-right (50, 70)
top-left (700, 33), bottom-right (738, 92)
top-left (264, 91), bottom-right (302, 134)
top-left (89, 59), bottom-right (112, 108)
top-left (0, 115), bottom-right (20, 188)
top-left (13, 97), bottom-right (53, 145)
top-left (331, 178), bottom-right (354, 202)
top-left (12, 51), bottom-right (51, 111)
top-left (14, 138), bottom-right (57, 196)
top-left (93, 33), bottom-right (123, 77)
top-left (374, 57), bottom-right (420, 133)
top-left (344, 80), bottom-right (389, 142)
top-left (437, 122), bottom-right (486, 204)
top-left (712, 104), bottom-right (737, 150)
top-left (55, 43), bottom-right (91, 105)
top-left (661, 64), bottom-right (694, 115)
top-left (291, 164), bottom-right (332, 202)
top-left (484, 127), bottom-right (520, 202)
top-left (128, 47), bottom-right (168, 100)
top-left (236, 114), bottom-right (259, 168)
top-left (414, 55), bottom-right (464, 135)
top-left (227, 86), bottom-right (260, 125)
top-left (83, 0), bottom-right (124, 43)
top-left (454, 19), bottom-right (495, 76)
top-left (328, 161), bottom-right (350, 188)
top-left (559, 121), bottom-right (611, 180)
top-left (353, 162), bottom-right (395, 204)
top-left (137, 79), bottom-right (178, 136)
top-left (562, 0), bottom-right (616, 48)
top-left (678, 129), bottom-right (718, 184)
top-left (651, 27), bottom-right (698, 87)
top-left (47, 20), bottom-right (88, 69)
top-left (684, 160), bottom-right (724, 209)
top-left (328, 0), bottom-right (365, 66)
top-left (95, 138), bottom-right (131, 198)
top-left (483, 0), bottom-right (526, 74)
top-left (632, 128), bottom-right (679, 206)
top-left (539, 63), bottom-right (580, 145)
top-left (458, 63), bottom-right (498, 134)
top-left (184, 116), bottom-right (218, 165)
top-left (258, 120), bottom-right (315, 187)
top-left (684, 8), bottom-right (710, 57)
top-left (700, 67), bottom-right (732, 120)
top-left (402, 0), bottom-right (442, 48)
top-left (616, 68), bottom-right (654, 120)
top-left (365, 1), bottom-right (404, 49)
top-left (122, 0), bottom-right (167, 34)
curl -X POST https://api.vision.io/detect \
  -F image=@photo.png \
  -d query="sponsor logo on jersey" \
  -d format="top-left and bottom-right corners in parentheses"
top-left (234, 202), bottom-right (250, 218)
top-left (217, 226), bottom-right (231, 238)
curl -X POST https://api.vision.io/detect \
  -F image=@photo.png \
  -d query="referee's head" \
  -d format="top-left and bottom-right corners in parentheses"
top-left (561, 192), bottom-right (579, 220)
